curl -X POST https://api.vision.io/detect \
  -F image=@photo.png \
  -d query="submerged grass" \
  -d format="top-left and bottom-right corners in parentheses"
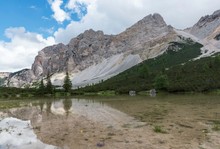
top-left (212, 124), bottom-right (220, 131)
top-left (212, 120), bottom-right (220, 131)
top-left (153, 125), bottom-right (167, 133)
top-left (0, 101), bottom-right (25, 109)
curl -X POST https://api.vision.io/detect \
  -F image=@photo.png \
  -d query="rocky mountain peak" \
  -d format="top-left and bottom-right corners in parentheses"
top-left (213, 10), bottom-right (220, 17)
top-left (117, 13), bottom-right (174, 49)
top-left (83, 29), bottom-right (104, 37)
top-left (136, 13), bottom-right (167, 28)
top-left (5, 12), bottom-right (178, 88)
top-left (31, 12), bottom-right (175, 79)
top-left (190, 10), bottom-right (220, 39)
top-left (68, 29), bottom-right (110, 48)
top-left (69, 29), bottom-right (105, 43)
top-left (196, 10), bottom-right (220, 28)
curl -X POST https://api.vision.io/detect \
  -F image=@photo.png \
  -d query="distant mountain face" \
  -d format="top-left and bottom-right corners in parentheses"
top-left (0, 72), bottom-right (10, 86)
top-left (32, 13), bottom-right (176, 76)
top-left (186, 10), bottom-right (220, 57)
top-left (190, 10), bottom-right (220, 39)
top-left (0, 72), bottom-right (10, 78)
top-left (5, 13), bottom-right (178, 88)
top-left (3, 10), bottom-right (220, 88)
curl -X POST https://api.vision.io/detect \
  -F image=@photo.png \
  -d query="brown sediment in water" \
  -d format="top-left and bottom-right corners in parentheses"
top-left (0, 95), bottom-right (220, 149)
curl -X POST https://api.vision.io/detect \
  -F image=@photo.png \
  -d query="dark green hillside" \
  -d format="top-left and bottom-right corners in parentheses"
top-left (140, 40), bottom-right (202, 72)
top-left (78, 40), bottom-right (206, 93)
top-left (167, 56), bottom-right (220, 92)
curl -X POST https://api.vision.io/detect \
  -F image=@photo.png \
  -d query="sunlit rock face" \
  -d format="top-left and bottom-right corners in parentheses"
top-left (33, 13), bottom-right (175, 76)
top-left (7, 69), bottom-right (36, 88)
top-left (6, 13), bottom-right (177, 88)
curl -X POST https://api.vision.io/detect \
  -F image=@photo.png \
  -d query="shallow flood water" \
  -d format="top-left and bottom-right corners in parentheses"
top-left (0, 94), bottom-right (220, 149)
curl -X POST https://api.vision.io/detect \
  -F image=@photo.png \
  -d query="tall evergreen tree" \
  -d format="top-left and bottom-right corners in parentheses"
top-left (38, 79), bottom-right (45, 94)
top-left (154, 74), bottom-right (169, 90)
top-left (63, 72), bottom-right (72, 92)
top-left (46, 73), bottom-right (53, 94)
top-left (139, 65), bottom-right (149, 79)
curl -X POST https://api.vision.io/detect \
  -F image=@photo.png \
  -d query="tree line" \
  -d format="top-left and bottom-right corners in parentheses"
top-left (38, 72), bottom-right (72, 95)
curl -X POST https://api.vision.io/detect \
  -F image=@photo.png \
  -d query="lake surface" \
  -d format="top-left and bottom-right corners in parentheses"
top-left (0, 94), bottom-right (220, 149)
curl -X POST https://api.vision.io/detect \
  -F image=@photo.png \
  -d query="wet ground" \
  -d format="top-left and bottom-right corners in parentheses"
top-left (0, 94), bottom-right (220, 149)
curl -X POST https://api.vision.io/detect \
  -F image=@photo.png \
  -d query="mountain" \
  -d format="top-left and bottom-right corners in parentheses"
top-left (0, 72), bottom-right (10, 79)
top-left (190, 10), bottom-right (220, 39)
top-left (79, 42), bottom-right (220, 93)
top-left (79, 39), bottom-right (205, 93)
top-left (176, 10), bottom-right (220, 57)
top-left (5, 13), bottom-right (178, 88)
top-left (0, 72), bottom-right (10, 86)
top-left (3, 10), bottom-right (220, 88)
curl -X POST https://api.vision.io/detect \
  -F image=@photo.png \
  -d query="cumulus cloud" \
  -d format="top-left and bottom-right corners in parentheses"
top-left (66, 0), bottom-right (90, 18)
top-left (48, 0), bottom-right (70, 23)
top-left (40, 27), bottom-right (55, 34)
top-left (54, 0), bottom-right (220, 44)
top-left (66, 0), bottom-right (91, 9)
top-left (0, 27), bottom-right (55, 72)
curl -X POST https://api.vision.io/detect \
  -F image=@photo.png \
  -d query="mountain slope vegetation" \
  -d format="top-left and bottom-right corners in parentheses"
top-left (77, 39), bottom-right (220, 93)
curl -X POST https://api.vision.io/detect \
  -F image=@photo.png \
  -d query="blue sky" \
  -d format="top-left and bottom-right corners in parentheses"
top-left (1, 0), bottom-right (220, 72)
top-left (0, 0), bottom-right (86, 41)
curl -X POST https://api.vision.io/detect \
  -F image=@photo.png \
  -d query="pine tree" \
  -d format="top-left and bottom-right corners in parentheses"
top-left (154, 74), bottom-right (169, 90)
top-left (46, 73), bottom-right (53, 94)
top-left (38, 79), bottom-right (45, 94)
top-left (139, 65), bottom-right (149, 79)
top-left (63, 72), bottom-right (72, 92)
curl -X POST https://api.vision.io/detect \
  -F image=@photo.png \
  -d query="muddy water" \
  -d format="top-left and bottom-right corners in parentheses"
top-left (0, 94), bottom-right (220, 149)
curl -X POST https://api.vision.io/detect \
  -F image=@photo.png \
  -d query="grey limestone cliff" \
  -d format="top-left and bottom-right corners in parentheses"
top-left (190, 10), bottom-right (220, 39)
top-left (5, 13), bottom-right (178, 88)
top-left (32, 13), bottom-right (176, 77)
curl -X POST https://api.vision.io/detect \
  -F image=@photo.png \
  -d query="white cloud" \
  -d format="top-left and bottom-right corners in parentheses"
top-left (66, 0), bottom-right (91, 9)
top-left (66, 0), bottom-right (90, 18)
top-left (48, 0), bottom-right (70, 23)
top-left (40, 27), bottom-right (55, 34)
top-left (54, 0), bottom-right (220, 44)
top-left (0, 27), bottom-right (55, 72)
